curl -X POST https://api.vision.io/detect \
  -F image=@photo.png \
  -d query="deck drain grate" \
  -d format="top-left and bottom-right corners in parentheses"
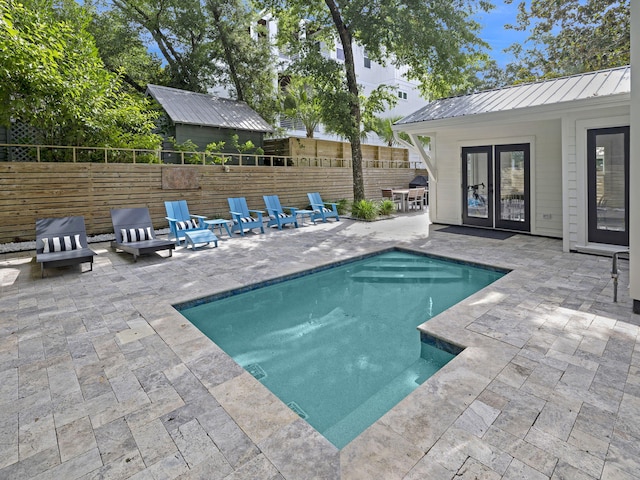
top-left (246, 363), bottom-right (266, 380)
top-left (286, 401), bottom-right (309, 420)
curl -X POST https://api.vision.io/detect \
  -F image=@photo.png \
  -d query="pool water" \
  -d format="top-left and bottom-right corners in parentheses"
top-left (180, 250), bottom-right (504, 448)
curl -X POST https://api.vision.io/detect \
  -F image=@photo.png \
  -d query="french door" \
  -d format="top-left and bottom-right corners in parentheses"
top-left (462, 144), bottom-right (530, 232)
top-left (587, 126), bottom-right (629, 246)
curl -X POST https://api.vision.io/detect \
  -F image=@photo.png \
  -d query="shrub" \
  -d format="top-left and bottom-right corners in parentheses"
top-left (378, 199), bottom-right (396, 216)
top-left (351, 199), bottom-right (378, 220)
top-left (335, 198), bottom-right (349, 215)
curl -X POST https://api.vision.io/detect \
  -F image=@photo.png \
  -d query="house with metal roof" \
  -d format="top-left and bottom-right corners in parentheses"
top-left (393, 65), bottom-right (631, 254)
top-left (146, 84), bottom-right (273, 160)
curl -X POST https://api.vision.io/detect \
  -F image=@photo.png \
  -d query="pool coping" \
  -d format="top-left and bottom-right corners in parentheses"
top-left (173, 247), bottom-right (502, 449)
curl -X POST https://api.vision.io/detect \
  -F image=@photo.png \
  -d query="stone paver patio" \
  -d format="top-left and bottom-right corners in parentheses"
top-left (1, 211), bottom-right (638, 479)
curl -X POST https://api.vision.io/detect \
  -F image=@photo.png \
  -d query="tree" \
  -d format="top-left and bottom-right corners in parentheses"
top-left (504, 0), bottom-right (630, 80)
top-left (282, 77), bottom-right (322, 138)
top-left (105, 0), bottom-right (279, 123)
top-left (369, 116), bottom-right (403, 147)
top-left (0, 0), bottom-right (161, 149)
top-left (86, 3), bottom-right (168, 93)
top-left (260, 0), bottom-right (491, 201)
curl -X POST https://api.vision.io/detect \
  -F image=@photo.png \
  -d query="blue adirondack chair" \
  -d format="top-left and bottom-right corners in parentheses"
top-left (263, 195), bottom-right (298, 230)
top-left (307, 192), bottom-right (340, 223)
top-left (164, 200), bottom-right (207, 245)
top-left (228, 197), bottom-right (265, 236)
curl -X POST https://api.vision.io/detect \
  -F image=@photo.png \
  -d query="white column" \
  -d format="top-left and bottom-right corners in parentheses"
top-left (630, 1), bottom-right (640, 312)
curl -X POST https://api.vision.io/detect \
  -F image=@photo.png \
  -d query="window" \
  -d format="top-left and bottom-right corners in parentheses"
top-left (257, 19), bottom-right (268, 40)
top-left (398, 91), bottom-right (407, 100)
top-left (363, 50), bottom-right (371, 69)
top-left (336, 47), bottom-right (344, 61)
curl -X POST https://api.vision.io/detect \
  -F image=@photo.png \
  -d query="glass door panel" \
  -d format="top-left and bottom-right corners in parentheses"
top-left (462, 146), bottom-right (492, 227)
top-left (587, 127), bottom-right (629, 245)
top-left (495, 144), bottom-right (530, 231)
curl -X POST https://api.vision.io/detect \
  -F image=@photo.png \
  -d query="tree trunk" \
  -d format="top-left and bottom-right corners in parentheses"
top-left (209, 2), bottom-right (245, 102)
top-left (325, 0), bottom-right (365, 201)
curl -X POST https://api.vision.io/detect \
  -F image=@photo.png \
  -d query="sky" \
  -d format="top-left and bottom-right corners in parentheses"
top-left (477, 1), bottom-right (531, 67)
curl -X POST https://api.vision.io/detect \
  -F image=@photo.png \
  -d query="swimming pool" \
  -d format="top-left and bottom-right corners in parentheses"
top-left (178, 250), bottom-right (505, 448)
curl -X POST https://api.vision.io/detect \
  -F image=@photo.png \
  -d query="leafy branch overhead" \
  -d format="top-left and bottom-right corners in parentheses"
top-left (503, 0), bottom-right (629, 82)
top-left (259, 0), bottom-right (491, 201)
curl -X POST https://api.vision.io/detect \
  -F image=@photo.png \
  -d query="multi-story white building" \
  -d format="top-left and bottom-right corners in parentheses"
top-left (252, 17), bottom-right (429, 143)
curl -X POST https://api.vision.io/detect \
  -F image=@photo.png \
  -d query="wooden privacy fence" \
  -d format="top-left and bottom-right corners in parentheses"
top-left (0, 162), bottom-right (426, 243)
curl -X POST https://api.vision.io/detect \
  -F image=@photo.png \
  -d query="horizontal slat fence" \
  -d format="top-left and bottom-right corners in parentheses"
top-left (0, 163), bottom-right (425, 243)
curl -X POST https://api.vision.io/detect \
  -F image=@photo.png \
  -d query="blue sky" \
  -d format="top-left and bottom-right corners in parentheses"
top-left (477, 1), bottom-right (530, 66)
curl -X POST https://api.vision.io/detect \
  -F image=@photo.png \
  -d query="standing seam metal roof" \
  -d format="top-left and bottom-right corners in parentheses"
top-left (397, 65), bottom-right (631, 125)
top-left (146, 84), bottom-right (273, 133)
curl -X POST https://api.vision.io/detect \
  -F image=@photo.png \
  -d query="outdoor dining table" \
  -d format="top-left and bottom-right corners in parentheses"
top-left (391, 189), bottom-right (410, 212)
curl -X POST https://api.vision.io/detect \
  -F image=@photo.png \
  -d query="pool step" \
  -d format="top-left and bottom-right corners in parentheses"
top-left (350, 269), bottom-right (464, 283)
top-left (357, 262), bottom-right (453, 272)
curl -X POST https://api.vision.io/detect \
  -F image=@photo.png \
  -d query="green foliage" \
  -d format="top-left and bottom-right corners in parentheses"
top-left (282, 76), bottom-right (322, 138)
top-left (167, 137), bottom-right (202, 163)
top-left (0, 0), bottom-right (161, 149)
top-left (259, 0), bottom-right (491, 200)
top-left (334, 198), bottom-right (349, 215)
top-left (378, 199), bottom-right (396, 216)
top-left (106, 0), bottom-right (279, 123)
top-left (503, 0), bottom-right (630, 81)
top-left (230, 134), bottom-right (263, 155)
top-left (368, 116), bottom-right (403, 147)
top-left (350, 199), bottom-right (378, 221)
top-left (85, 2), bottom-right (168, 92)
top-left (205, 140), bottom-right (227, 165)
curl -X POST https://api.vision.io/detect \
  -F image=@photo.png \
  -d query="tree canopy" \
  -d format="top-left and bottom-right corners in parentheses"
top-left (102, 0), bottom-right (279, 123)
top-left (0, 0), bottom-right (161, 148)
top-left (260, 0), bottom-right (492, 200)
top-left (504, 0), bottom-right (630, 82)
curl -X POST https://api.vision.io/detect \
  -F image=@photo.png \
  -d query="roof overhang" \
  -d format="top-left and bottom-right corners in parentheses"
top-left (393, 92), bottom-right (631, 135)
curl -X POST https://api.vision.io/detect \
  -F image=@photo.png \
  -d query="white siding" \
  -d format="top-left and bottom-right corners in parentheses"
top-left (430, 120), bottom-right (563, 237)
top-left (565, 107), bottom-right (630, 251)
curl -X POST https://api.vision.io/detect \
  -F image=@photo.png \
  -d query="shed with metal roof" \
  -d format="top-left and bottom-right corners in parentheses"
top-left (147, 84), bottom-right (273, 162)
top-left (393, 66), bottom-right (632, 254)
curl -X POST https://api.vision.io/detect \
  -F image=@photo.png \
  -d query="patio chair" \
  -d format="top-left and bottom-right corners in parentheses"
top-left (382, 188), bottom-right (402, 211)
top-left (307, 192), bottom-right (340, 223)
top-left (111, 207), bottom-right (176, 262)
top-left (35, 216), bottom-right (97, 278)
top-left (263, 195), bottom-right (299, 230)
top-left (164, 200), bottom-right (207, 245)
top-left (228, 197), bottom-right (265, 236)
top-left (407, 188), bottom-right (425, 210)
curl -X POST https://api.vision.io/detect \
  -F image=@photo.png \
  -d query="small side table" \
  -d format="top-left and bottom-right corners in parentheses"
top-left (184, 229), bottom-right (218, 250)
top-left (295, 209), bottom-right (317, 226)
top-left (204, 219), bottom-right (234, 237)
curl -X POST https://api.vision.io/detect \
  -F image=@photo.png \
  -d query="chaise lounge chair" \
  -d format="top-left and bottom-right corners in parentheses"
top-left (307, 192), bottom-right (340, 223)
top-left (263, 195), bottom-right (298, 230)
top-left (228, 197), bottom-right (264, 236)
top-left (111, 207), bottom-right (176, 261)
top-left (165, 200), bottom-right (207, 245)
top-left (35, 216), bottom-right (97, 278)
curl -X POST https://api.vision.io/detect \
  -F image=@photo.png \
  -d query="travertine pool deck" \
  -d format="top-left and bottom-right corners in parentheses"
top-left (1, 211), bottom-right (639, 479)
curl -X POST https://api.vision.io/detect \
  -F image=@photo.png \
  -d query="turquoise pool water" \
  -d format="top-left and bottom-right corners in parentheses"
top-left (179, 250), bottom-right (504, 448)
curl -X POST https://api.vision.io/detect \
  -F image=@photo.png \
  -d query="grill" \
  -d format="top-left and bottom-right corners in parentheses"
top-left (409, 175), bottom-right (429, 188)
